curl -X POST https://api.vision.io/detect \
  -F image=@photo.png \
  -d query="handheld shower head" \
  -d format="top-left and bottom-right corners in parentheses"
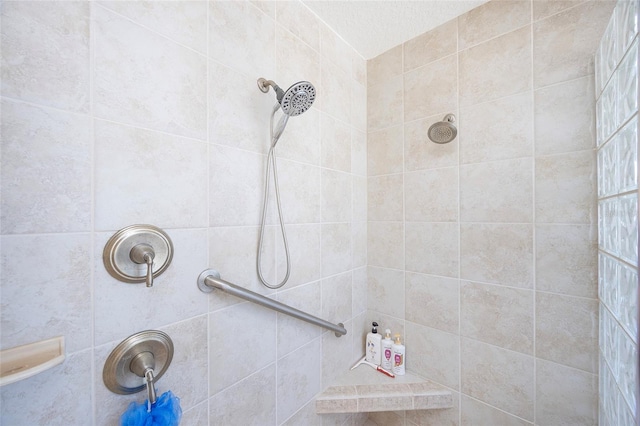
top-left (428, 114), bottom-right (457, 144)
top-left (257, 78), bottom-right (316, 116)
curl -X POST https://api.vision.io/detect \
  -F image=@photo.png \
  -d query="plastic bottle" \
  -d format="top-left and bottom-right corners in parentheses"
top-left (365, 322), bottom-right (382, 365)
top-left (392, 334), bottom-right (405, 375)
top-left (381, 329), bottom-right (393, 371)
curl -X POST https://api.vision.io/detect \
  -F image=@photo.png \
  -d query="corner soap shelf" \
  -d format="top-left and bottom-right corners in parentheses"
top-left (316, 367), bottom-right (453, 414)
top-left (0, 336), bottom-right (65, 386)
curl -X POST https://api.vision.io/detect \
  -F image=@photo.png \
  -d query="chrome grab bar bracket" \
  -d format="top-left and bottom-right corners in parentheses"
top-left (197, 268), bottom-right (220, 293)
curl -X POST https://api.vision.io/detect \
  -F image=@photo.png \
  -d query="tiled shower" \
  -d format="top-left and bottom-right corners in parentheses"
top-left (0, 1), bottom-right (637, 425)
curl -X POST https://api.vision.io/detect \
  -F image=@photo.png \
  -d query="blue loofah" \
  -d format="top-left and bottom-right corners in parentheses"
top-left (121, 390), bottom-right (182, 426)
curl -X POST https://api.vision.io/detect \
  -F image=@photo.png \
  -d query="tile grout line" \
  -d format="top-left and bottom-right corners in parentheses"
top-left (89, 1), bottom-right (97, 423)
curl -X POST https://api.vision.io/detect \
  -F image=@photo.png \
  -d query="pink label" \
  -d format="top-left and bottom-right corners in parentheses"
top-left (384, 349), bottom-right (391, 360)
top-left (394, 353), bottom-right (403, 366)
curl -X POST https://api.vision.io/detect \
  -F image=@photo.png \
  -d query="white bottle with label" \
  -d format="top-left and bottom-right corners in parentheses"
top-left (392, 334), bottom-right (405, 375)
top-left (381, 329), bottom-right (393, 371)
top-left (365, 322), bottom-right (382, 365)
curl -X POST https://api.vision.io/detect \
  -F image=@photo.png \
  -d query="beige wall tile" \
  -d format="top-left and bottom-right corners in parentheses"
top-left (368, 45), bottom-right (402, 86)
top-left (277, 339), bottom-right (322, 423)
top-left (368, 75), bottom-right (403, 131)
top-left (352, 221), bottom-right (368, 268)
top-left (535, 150), bottom-right (596, 224)
top-left (321, 25), bottom-right (354, 75)
top-left (100, 1), bottom-right (207, 53)
top-left (321, 58), bottom-right (352, 124)
top-left (353, 175), bottom-right (368, 223)
top-left (209, 1), bottom-right (275, 77)
top-left (460, 281), bottom-right (534, 354)
top-left (533, 0), bottom-right (586, 21)
top-left (353, 52), bottom-right (367, 87)
top-left (459, 26), bottom-right (531, 107)
top-left (368, 411), bottom-right (404, 426)
top-left (405, 167), bottom-right (458, 222)
top-left (277, 282), bottom-right (323, 356)
top-left (460, 158), bottom-right (533, 223)
top-left (368, 222), bottom-right (404, 269)
top-left (1, 100), bottom-right (91, 234)
top-left (276, 223), bottom-right (322, 288)
top-left (352, 129), bottom-right (368, 176)
top-left (404, 19), bottom-right (457, 72)
top-left (533, 1), bottom-right (616, 88)
top-left (406, 273), bottom-right (459, 334)
top-left (159, 316), bottom-right (209, 410)
top-left (209, 144), bottom-right (265, 227)
top-left (181, 402), bottom-right (208, 426)
top-left (1, 234), bottom-right (92, 353)
top-left (322, 272), bottom-right (353, 324)
top-left (536, 292), bottom-right (598, 373)
top-left (322, 223), bottom-right (353, 277)
top-left (276, 1), bottom-right (320, 52)
top-left (458, 0), bottom-right (532, 50)
top-left (278, 107), bottom-right (322, 165)
top-left (404, 55), bottom-right (457, 122)
top-left (461, 395), bottom-right (532, 426)
top-left (209, 226), bottom-right (276, 309)
top-left (405, 115), bottom-right (459, 171)
top-left (406, 222), bottom-right (459, 278)
top-left (536, 359), bottom-right (598, 425)
top-left (278, 158), bottom-right (322, 224)
top-left (94, 120), bottom-right (208, 230)
top-left (461, 338), bottom-right (534, 421)
top-left (352, 267), bottom-right (368, 316)
top-left (3, 350), bottom-right (92, 424)
top-left (368, 267), bottom-right (405, 318)
top-left (1, 1), bottom-right (89, 112)
top-left (406, 322), bottom-right (460, 390)
top-left (95, 6), bottom-right (207, 139)
top-left (323, 169), bottom-right (352, 222)
top-left (536, 224), bottom-right (597, 298)
top-left (368, 174), bottom-right (404, 222)
top-left (460, 224), bottom-right (534, 288)
top-left (323, 318), bottom-right (353, 388)
top-left (534, 76), bottom-right (596, 155)
top-left (407, 391), bottom-right (460, 426)
top-left (276, 24), bottom-right (321, 108)
top-left (209, 302), bottom-right (277, 395)
top-left (352, 82), bottom-right (368, 132)
top-left (368, 126), bottom-right (404, 176)
top-left (460, 92), bottom-right (533, 164)
top-left (210, 365), bottom-right (276, 424)
top-left (208, 61), bottom-right (273, 154)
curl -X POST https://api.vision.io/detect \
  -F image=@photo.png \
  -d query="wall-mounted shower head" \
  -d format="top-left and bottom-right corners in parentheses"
top-left (428, 114), bottom-right (457, 144)
top-left (257, 78), bottom-right (316, 116)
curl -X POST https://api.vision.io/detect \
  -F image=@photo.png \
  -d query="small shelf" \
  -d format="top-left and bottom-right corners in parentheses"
top-left (0, 336), bottom-right (65, 386)
top-left (316, 367), bottom-right (453, 414)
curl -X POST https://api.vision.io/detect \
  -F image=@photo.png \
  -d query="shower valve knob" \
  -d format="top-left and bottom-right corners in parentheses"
top-left (103, 225), bottom-right (173, 288)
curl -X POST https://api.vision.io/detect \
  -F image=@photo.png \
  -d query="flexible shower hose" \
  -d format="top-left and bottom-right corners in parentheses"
top-left (257, 103), bottom-right (291, 289)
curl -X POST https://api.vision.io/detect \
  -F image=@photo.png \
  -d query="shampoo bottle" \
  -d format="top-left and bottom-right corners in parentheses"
top-left (381, 329), bottom-right (393, 371)
top-left (392, 334), bottom-right (405, 375)
top-left (365, 322), bottom-right (382, 365)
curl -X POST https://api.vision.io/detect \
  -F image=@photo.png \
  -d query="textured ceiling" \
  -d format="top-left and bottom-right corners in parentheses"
top-left (303, 0), bottom-right (489, 59)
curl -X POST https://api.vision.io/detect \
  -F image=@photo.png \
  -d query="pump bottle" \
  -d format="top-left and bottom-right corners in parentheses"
top-left (365, 322), bottom-right (382, 365)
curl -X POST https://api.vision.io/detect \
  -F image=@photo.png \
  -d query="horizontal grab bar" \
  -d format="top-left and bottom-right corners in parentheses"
top-left (197, 269), bottom-right (347, 337)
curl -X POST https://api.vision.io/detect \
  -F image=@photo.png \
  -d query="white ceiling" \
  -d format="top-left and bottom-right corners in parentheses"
top-left (303, 0), bottom-right (490, 59)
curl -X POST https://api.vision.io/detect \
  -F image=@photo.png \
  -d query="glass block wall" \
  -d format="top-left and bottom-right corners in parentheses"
top-left (596, 1), bottom-right (639, 424)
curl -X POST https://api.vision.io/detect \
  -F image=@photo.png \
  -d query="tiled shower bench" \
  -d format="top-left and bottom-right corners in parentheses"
top-left (316, 368), bottom-right (453, 414)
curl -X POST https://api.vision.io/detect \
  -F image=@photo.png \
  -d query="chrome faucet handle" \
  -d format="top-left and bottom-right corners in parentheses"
top-left (130, 244), bottom-right (155, 287)
top-left (103, 224), bottom-right (173, 288)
